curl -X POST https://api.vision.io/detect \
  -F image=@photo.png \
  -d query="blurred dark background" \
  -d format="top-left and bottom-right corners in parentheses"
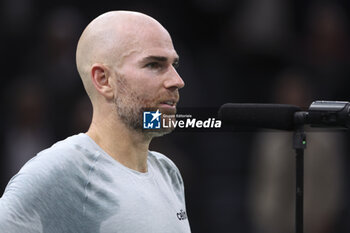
top-left (1, 0), bottom-right (350, 232)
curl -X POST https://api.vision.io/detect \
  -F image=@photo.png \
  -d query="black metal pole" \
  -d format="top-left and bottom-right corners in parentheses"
top-left (293, 124), bottom-right (306, 233)
top-left (295, 147), bottom-right (304, 233)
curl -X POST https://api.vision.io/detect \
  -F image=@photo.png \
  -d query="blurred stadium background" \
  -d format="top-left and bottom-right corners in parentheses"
top-left (1, 0), bottom-right (350, 232)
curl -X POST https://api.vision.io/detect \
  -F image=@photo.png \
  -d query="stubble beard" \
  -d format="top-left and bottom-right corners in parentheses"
top-left (114, 75), bottom-right (175, 139)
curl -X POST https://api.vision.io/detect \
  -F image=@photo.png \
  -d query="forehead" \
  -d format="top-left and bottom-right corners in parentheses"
top-left (120, 24), bottom-right (178, 63)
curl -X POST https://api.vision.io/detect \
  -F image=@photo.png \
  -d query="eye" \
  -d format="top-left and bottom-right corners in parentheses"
top-left (145, 62), bottom-right (162, 69)
top-left (172, 61), bottom-right (179, 69)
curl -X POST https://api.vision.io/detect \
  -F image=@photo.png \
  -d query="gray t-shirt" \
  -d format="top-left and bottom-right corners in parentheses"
top-left (0, 133), bottom-right (191, 233)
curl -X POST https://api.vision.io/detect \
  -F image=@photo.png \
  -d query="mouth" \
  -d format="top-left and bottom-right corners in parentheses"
top-left (158, 99), bottom-right (178, 109)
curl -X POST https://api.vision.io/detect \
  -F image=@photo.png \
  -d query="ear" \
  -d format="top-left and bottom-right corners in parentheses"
top-left (91, 63), bottom-right (114, 100)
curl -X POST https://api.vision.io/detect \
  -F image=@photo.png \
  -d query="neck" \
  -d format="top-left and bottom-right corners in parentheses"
top-left (86, 108), bottom-right (151, 173)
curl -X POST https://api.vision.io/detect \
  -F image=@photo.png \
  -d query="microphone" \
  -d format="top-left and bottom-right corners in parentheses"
top-left (218, 103), bottom-right (302, 130)
top-left (297, 101), bottom-right (350, 128)
top-left (219, 101), bottom-right (350, 131)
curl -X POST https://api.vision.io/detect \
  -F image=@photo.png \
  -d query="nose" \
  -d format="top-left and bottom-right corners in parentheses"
top-left (163, 66), bottom-right (185, 89)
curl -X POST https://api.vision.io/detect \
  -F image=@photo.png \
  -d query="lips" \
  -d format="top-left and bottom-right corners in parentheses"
top-left (160, 100), bottom-right (176, 107)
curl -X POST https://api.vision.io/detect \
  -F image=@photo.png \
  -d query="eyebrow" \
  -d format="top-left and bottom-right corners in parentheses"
top-left (140, 56), bottom-right (179, 64)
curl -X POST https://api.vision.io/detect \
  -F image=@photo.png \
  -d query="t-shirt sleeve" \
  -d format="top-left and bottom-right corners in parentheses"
top-left (0, 172), bottom-right (45, 233)
top-left (0, 149), bottom-right (87, 233)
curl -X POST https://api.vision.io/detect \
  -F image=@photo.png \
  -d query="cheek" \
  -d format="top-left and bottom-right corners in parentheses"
top-left (128, 80), bottom-right (160, 100)
top-left (118, 68), bottom-right (163, 105)
top-left (132, 90), bottom-right (163, 108)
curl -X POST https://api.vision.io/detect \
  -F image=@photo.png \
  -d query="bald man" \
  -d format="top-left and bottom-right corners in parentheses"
top-left (0, 11), bottom-right (190, 233)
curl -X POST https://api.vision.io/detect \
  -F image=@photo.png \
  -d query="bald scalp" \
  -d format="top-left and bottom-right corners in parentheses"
top-left (76, 11), bottom-right (166, 101)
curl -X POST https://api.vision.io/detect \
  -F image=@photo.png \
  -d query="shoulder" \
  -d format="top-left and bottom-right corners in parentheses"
top-left (1, 133), bottom-right (99, 202)
top-left (36, 133), bottom-right (97, 163)
top-left (148, 151), bottom-right (181, 173)
top-left (148, 151), bottom-right (187, 203)
top-left (148, 150), bottom-right (184, 186)
top-left (20, 133), bottom-right (98, 174)
top-left (0, 134), bottom-right (96, 231)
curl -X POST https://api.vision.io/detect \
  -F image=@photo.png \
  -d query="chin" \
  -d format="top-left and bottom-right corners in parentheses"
top-left (143, 127), bottom-right (174, 139)
top-left (159, 107), bottom-right (176, 116)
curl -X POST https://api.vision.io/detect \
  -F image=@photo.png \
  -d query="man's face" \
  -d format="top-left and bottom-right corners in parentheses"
top-left (111, 27), bottom-right (185, 136)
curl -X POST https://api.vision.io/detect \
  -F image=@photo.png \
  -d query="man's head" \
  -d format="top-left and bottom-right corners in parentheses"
top-left (76, 11), bottom-right (184, 136)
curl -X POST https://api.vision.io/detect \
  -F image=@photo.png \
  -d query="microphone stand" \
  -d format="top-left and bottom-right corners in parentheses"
top-left (293, 112), bottom-right (307, 233)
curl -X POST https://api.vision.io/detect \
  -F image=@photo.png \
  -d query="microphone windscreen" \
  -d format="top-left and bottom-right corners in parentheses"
top-left (218, 103), bottom-right (302, 130)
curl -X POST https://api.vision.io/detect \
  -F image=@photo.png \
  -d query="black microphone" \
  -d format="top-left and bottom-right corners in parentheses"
top-left (297, 101), bottom-right (350, 128)
top-left (218, 103), bottom-right (302, 130)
